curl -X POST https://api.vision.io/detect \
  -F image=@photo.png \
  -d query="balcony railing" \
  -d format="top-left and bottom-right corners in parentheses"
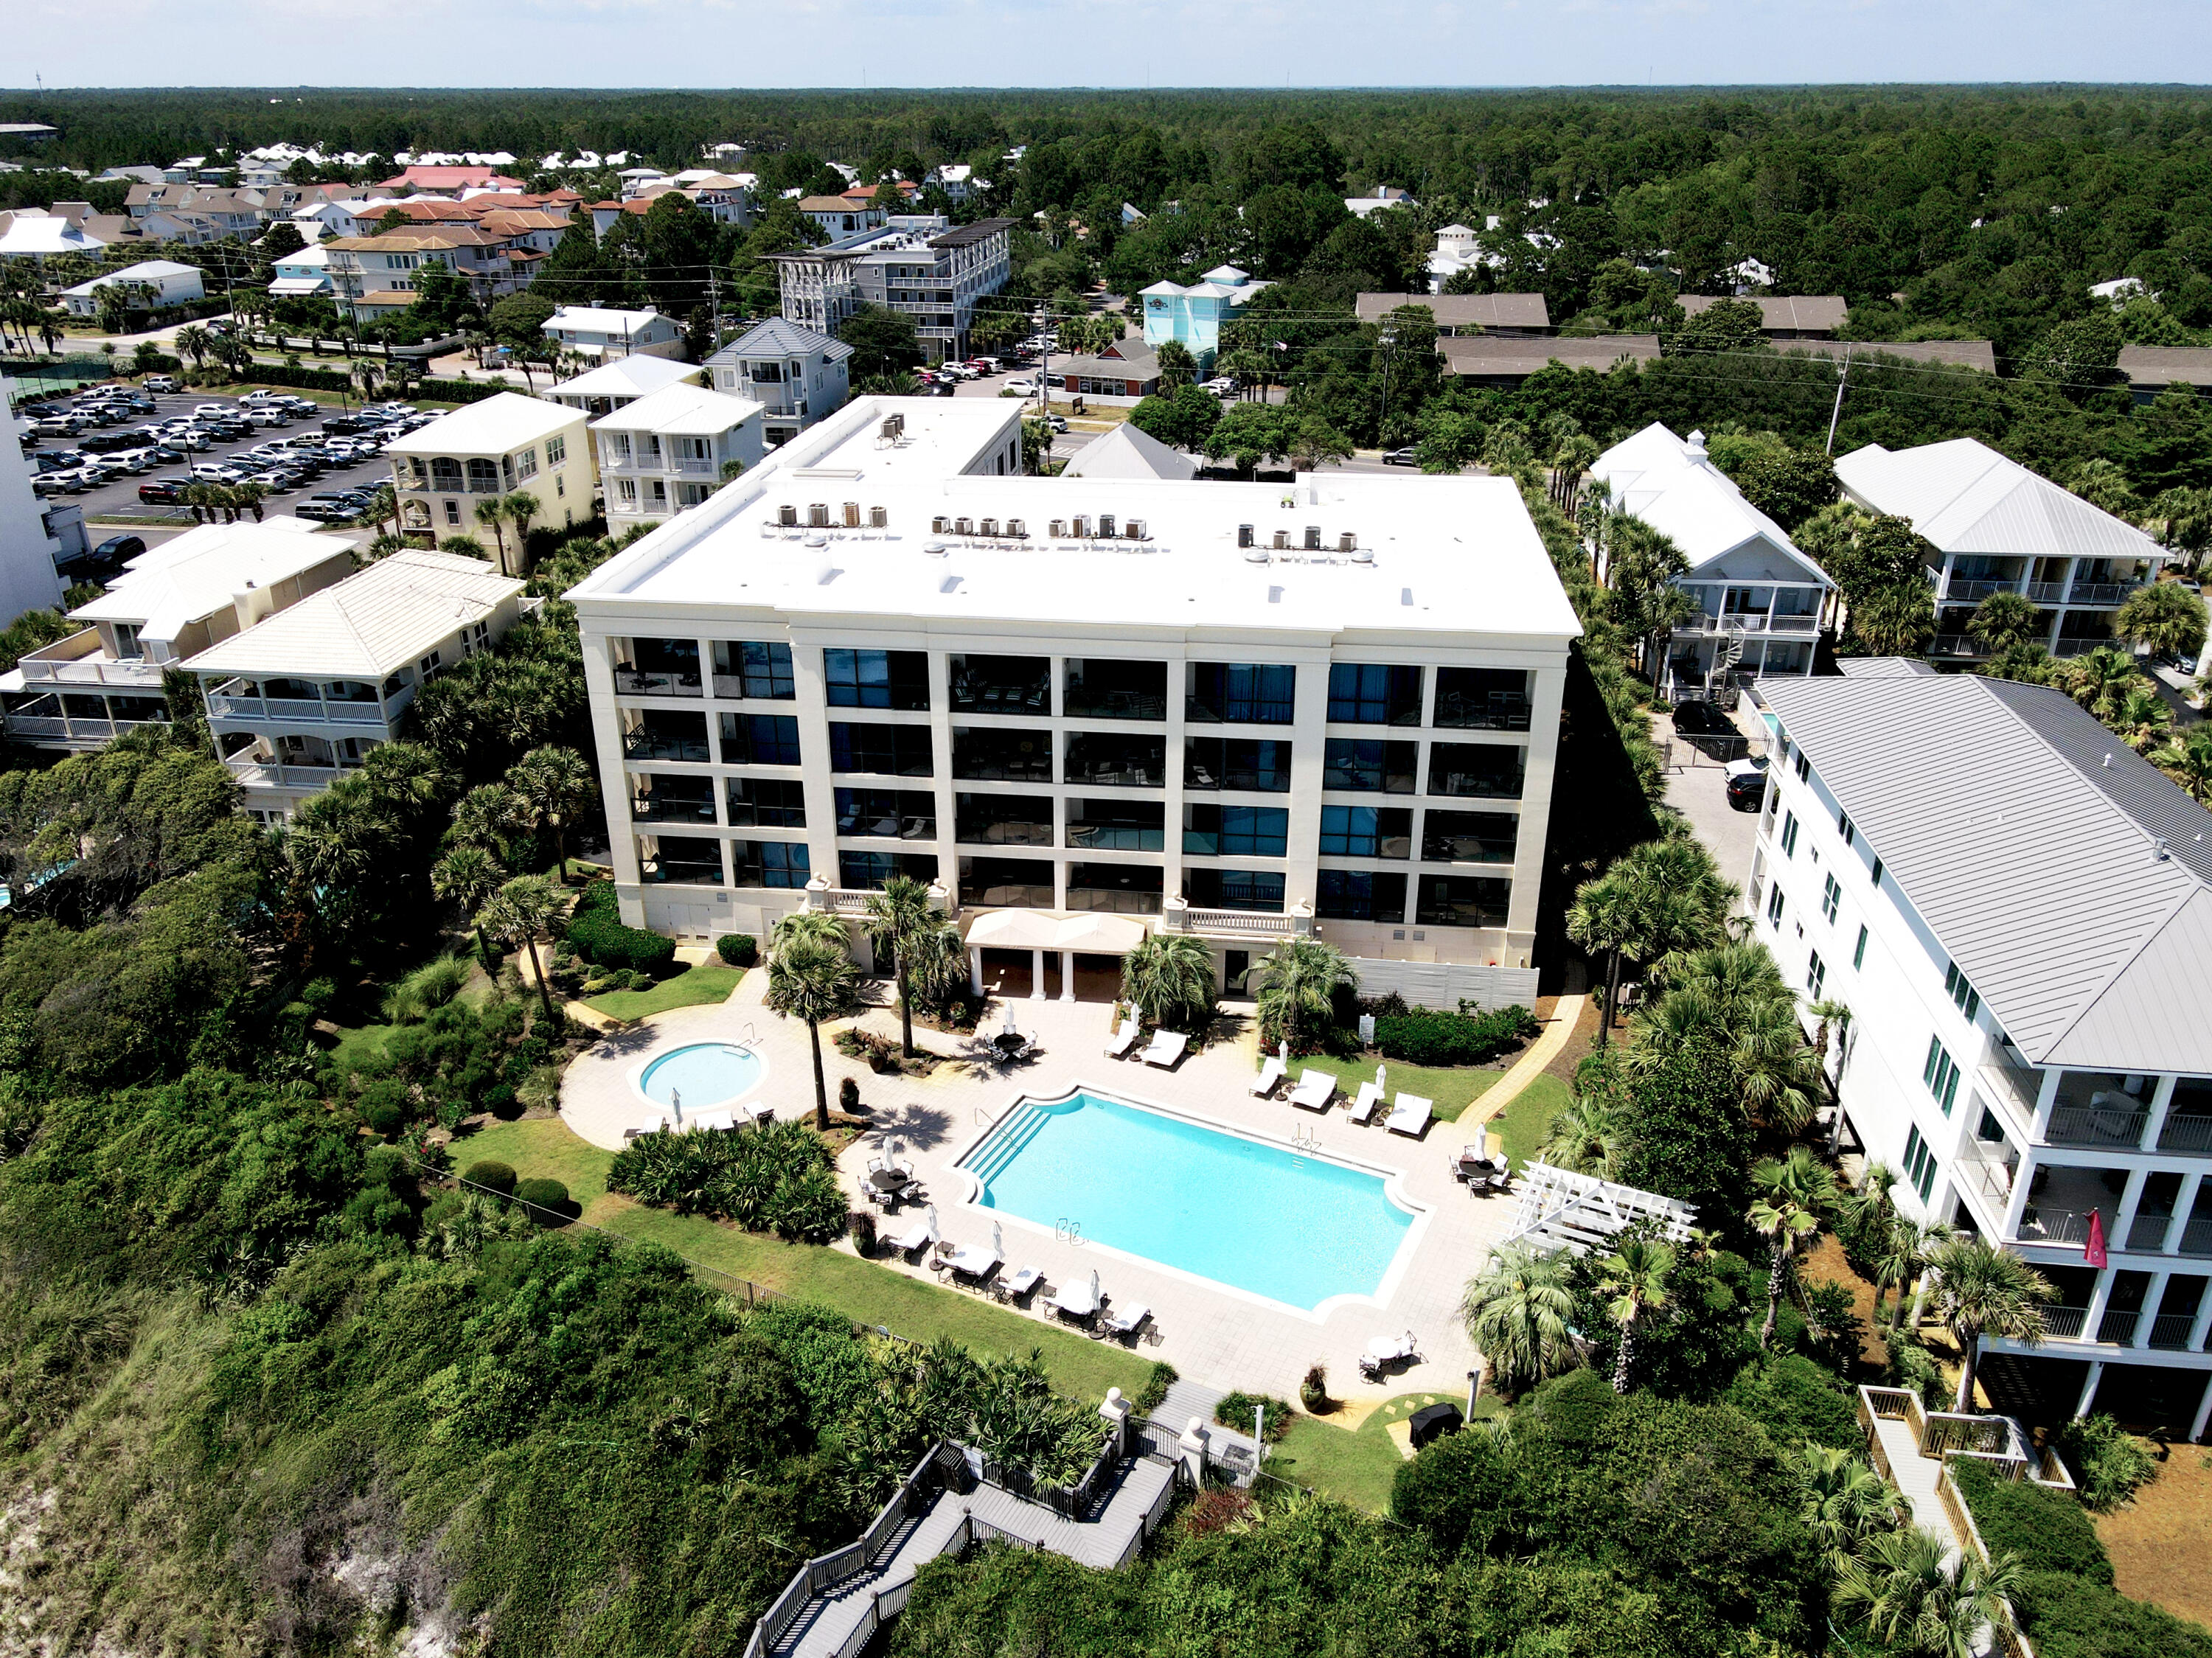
top-left (2068, 581), bottom-right (2139, 606)
top-left (2098, 1307), bottom-right (2142, 1345)
top-left (1943, 578), bottom-right (2018, 601)
top-left (2149, 1313), bottom-right (2199, 1351)
top-left (2044, 1306), bottom-right (2090, 1340)
top-left (623, 733), bottom-right (711, 762)
top-left (615, 668), bottom-right (703, 698)
top-left (2025, 581), bottom-right (2068, 605)
top-left (2127, 1213), bottom-right (2173, 1253)
top-left (2182, 1218), bottom-right (2212, 1257)
top-left (2158, 1114), bottom-right (2212, 1156)
top-left (18, 630), bottom-right (162, 686)
top-left (4, 715), bottom-right (66, 739)
top-left (1932, 633), bottom-right (1993, 658)
top-left (1977, 1058), bottom-right (2041, 1139)
top-left (2014, 1204), bottom-right (2093, 1247)
top-left (228, 759), bottom-right (342, 790)
top-left (2046, 1102), bottom-right (2147, 1149)
top-left (1163, 899), bottom-right (1309, 939)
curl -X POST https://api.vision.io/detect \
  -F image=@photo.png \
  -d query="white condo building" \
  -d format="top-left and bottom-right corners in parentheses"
top-left (566, 397), bottom-right (1577, 1003)
top-left (1755, 669), bottom-right (2212, 1439)
top-left (591, 383), bottom-right (766, 536)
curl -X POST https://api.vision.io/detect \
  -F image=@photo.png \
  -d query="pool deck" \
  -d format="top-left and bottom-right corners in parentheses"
top-left (560, 973), bottom-right (1519, 1404)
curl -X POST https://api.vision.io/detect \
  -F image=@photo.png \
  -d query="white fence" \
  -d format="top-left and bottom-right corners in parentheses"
top-left (1344, 956), bottom-right (1540, 1012)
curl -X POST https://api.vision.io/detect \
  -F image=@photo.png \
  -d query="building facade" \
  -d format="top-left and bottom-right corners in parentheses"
top-left (384, 393), bottom-right (593, 564)
top-left (706, 318), bottom-right (853, 448)
top-left (542, 304), bottom-right (687, 362)
top-left (591, 383), bottom-right (765, 535)
top-left (1755, 672), bottom-right (2212, 1439)
top-left (564, 397), bottom-right (1576, 997)
top-left (766, 217), bottom-right (1015, 364)
top-left (1139, 266), bottom-right (1266, 370)
top-left (0, 375), bottom-right (74, 623)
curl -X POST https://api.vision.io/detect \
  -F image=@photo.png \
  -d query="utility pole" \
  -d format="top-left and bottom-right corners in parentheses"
top-left (709, 268), bottom-right (723, 357)
top-left (1034, 304), bottom-right (1050, 418)
top-left (1824, 344), bottom-right (1854, 456)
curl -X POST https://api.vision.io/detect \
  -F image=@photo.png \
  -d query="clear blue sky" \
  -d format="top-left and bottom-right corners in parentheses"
top-left (7, 1), bottom-right (2212, 90)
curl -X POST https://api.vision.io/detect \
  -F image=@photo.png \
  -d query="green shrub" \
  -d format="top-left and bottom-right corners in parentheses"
top-left (716, 933), bottom-right (758, 967)
top-left (1373, 1003), bottom-right (1538, 1066)
top-left (462, 1160), bottom-right (518, 1197)
top-left (1950, 1457), bottom-right (2110, 1584)
top-left (383, 956), bottom-right (468, 1023)
top-left (513, 1177), bottom-right (570, 1225)
top-left (1391, 1422), bottom-right (1517, 1556)
top-left (364, 1098), bottom-right (406, 1137)
top-left (2017, 1570), bottom-right (2212, 1658)
top-left (481, 1083), bottom-right (521, 1120)
top-left (607, 1117), bottom-right (846, 1241)
top-left (2059, 1413), bottom-right (2160, 1511)
top-left (1721, 1353), bottom-right (1860, 1450)
top-left (563, 879), bottom-right (677, 975)
top-left (1134, 1360), bottom-right (1178, 1415)
top-left (1214, 1390), bottom-right (1295, 1442)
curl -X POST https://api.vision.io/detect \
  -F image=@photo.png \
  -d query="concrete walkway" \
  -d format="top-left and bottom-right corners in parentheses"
top-left (1467, 995), bottom-right (1585, 1124)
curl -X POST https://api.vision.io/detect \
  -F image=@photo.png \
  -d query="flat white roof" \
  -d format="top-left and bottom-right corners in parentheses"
top-left (385, 391), bottom-right (585, 458)
top-left (553, 356), bottom-right (700, 401)
top-left (73, 518), bottom-right (358, 644)
top-left (185, 549), bottom-right (524, 678)
top-left (545, 305), bottom-right (664, 335)
top-left (590, 381), bottom-right (763, 436)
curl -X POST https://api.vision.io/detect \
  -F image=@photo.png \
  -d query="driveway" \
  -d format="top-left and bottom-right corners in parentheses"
top-left (1655, 705), bottom-right (1768, 892)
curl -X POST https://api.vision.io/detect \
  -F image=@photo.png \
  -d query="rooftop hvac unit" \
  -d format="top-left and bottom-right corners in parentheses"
top-left (1098, 513), bottom-right (1116, 537)
top-left (779, 504), bottom-right (799, 526)
top-left (880, 411), bottom-right (905, 442)
top-left (1072, 515), bottom-right (1091, 538)
top-left (955, 517), bottom-right (973, 535)
top-left (842, 501), bottom-right (861, 527)
top-left (1049, 519), bottom-right (1067, 537)
top-left (1304, 525), bottom-right (1322, 551)
top-left (869, 505), bottom-right (888, 528)
top-left (1272, 529), bottom-right (1290, 550)
top-left (933, 515), bottom-right (950, 534)
top-left (1338, 532), bottom-right (1357, 552)
top-left (1237, 523), bottom-right (1255, 548)
top-left (1125, 518), bottom-right (1147, 540)
top-left (979, 518), bottom-right (998, 537)
top-left (808, 503), bottom-right (830, 527)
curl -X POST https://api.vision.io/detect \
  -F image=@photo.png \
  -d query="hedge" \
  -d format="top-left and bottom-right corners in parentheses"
top-left (461, 1160), bottom-right (518, 1196)
top-left (2016, 1571), bottom-right (2212, 1658)
top-left (1950, 1457), bottom-right (2112, 1584)
top-left (1374, 1004), bottom-right (1540, 1067)
top-left (514, 1177), bottom-right (571, 1225)
top-left (716, 933), bottom-right (758, 968)
top-left (562, 879), bottom-right (677, 975)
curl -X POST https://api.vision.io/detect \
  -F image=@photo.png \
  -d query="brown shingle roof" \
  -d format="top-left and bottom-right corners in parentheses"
top-left (2118, 344), bottom-right (2212, 389)
top-left (1680, 294), bottom-right (1848, 335)
top-left (1440, 333), bottom-right (1659, 380)
top-left (1356, 292), bottom-right (1551, 330)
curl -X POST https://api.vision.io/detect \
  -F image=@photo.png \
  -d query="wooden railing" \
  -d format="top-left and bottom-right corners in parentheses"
top-left (745, 1441), bottom-right (951, 1658)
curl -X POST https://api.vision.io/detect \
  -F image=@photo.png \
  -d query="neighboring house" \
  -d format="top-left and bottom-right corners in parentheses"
top-left (1343, 187), bottom-right (1416, 219)
top-left (1754, 670), bottom-right (2212, 1440)
top-left (384, 393), bottom-right (593, 564)
top-left (119, 184), bottom-right (262, 238)
top-left (1788, 338), bottom-right (1998, 375)
top-left (1439, 333), bottom-right (1660, 389)
top-left (188, 550), bottom-right (528, 822)
top-left (1425, 223), bottom-right (1484, 288)
top-left (705, 318), bottom-right (853, 447)
top-left (1056, 422), bottom-right (1197, 481)
top-left (375, 165), bottom-right (525, 195)
top-left (0, 376), bottom-right (74, 620)
top-left (1356, 291), bottom-right (1551, 336)
top-left (0, 212), bottom-right (108, 261)
top-left (800, 195), bottom-right (885, 237)
top-left (1591, 424), bottom-right (1834, 697)
top-left (324, 226), bottom-right (523, 321)
top-left (928, 164), bottom-right (975, 204)
top-left (1834, 437), bottom-right (2166, 661)
top-left (562, 394), bottom-right (1573, 1016)
top-left (1138, 266), bottom-right (1266, 372)
top-left (291, 199), bottom-right (370, 240)
top-left (59, 259), bottom-right (206, 317)
top-left (2118, 344), bottom-right (2212, 404)
top-left (0, 519), bottom-right (358, 757)
top-left (268, 243), bottom-right (335, 298)
top-left (1052, 338), bottom-right (1161, 399)
top-left (551, 355), bottom-right (703, 417)
top-left (765, 217), bottom-right (1015, 364)
top-left (592, 383), bottom-right (766, 534)
top-left (1679, 294), bottom-right (1848, 339)
top-left (543, 304), bottom-right (688, 362)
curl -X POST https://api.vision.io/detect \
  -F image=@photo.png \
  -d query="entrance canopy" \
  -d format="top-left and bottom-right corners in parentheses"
top-left (965, 908), bottom-right (1147, 955)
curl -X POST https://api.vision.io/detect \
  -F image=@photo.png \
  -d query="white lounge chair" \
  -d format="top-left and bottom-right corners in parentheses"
top-left (1101, 1301), bottom-right (1152, 1341)
top-left (887, 1203), bottom-right (940, 1256)
top-left (1105, 1017), bottom-right (1141, 1059)
top-left (945, 1242), bottom-right (1001, 1279)
top-left (1051, 1268), bottom-right (1102, 1320)
top-left (1139, 1028), bottom-right (1189, 1068)
top-left (1385, 1093), bottom-right (1434, 1138)
top-left (1287, 1069), bottom-right (1336, 1112)
top-left (691, 1107), bottom-right (736, 1132)
top-left (999, 1265), bottom-right (1042, 1300)
top-left (1349, 1080), bottom-right (1384, 1124)
top-left (1249, 1056), bottom-right (1287, 1097)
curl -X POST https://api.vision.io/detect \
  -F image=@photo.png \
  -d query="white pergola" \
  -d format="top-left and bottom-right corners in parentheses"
top-left (1498, 1160), bottom-right (1697, 1256)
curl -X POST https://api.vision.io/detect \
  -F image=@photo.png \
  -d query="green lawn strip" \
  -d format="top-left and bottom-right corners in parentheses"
top-left (1283, 1055), bottom-right (1503, 1124)
top-left (1484, 1072), bottom-right (1573, 1167)
top-left (582, 961), bottom-right (744, 1020)
top-left (1270, 1390), bottom-right (1507, 1511)
top-left (324, 1021), bottom-right (398, 1075)
top-left (447, 1118), bottom-right (1150, 1402)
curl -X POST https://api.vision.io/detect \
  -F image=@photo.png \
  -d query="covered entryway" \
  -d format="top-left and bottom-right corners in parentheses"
top-left (964, 910), bottom-right (1147, 1003)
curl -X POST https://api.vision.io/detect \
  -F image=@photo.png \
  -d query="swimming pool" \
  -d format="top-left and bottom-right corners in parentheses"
top-left (959, 1089), bottom-right (1419, 1312)
top-left (639, 1042), bottom-right (765, 1110)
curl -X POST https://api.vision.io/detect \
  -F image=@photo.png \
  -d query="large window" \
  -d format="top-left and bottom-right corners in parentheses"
top-left (731, 838), bottom-right (810, 889)
top-left (1324, 739), bottom-right (1416, 794)
top-left (640, 832), bottom-right (724, 885)
top-left (953, 725), bottom-right (1052, 782)
top-left (1185, 868), bottom-right (1285, 912)
top-left (949, 652), bottom-right (1048, 714)
top-left (632, 772), bottom-right (715, 823)
top-left (711, 641), bottom-right (793, 700)
top-left (615, 637), bottom-right (700, 697)
top-left (1327, 663), bottom-right (1422, 725)
top-left (1067, 863), bottom-right (1163, 913)
top-left (1433, 667), bottom-right (1531, 731)
top-left (726, 777), bottom-right (807, 829)
top-left (1186, 662), bottom-right (1295, 725)
top-left (1924, 1036), bottom-right (1961, 1116)
top-left (1318, 870), bottom-right (1408, 922)
top-left (1068, 798), bottom-right (1165, 851)
top-left (838, 849), bottom-right (938, 890)
top-left (1427, 743), bottom-right (1524, 799)
top-left (824, 648), bottom-right (929, 710)
top-left (1185, 737), bottom-right (1290, 793)
top-left (625, 708), bottom-right (710, 762)
top-left (1065, 658), bottom-right (1168, 721)
top-left (961, 855), bottom-right (1054, 908)
top-left (1422, 809), bottom-right (1516, 864)
top-left (955, 793), bottom-right (1053, 846)
top-left (1902, 1124), bottom-right (1938, 1202)
top-left (1063, 731), bottom-right (1165, 787)
top-left (835, 787), bottom-right (933, 839)
top-left (1944, 962), bottom-right (1980, 1020)
top-left (719, 712), bottom-right (801, 765)
top-left (1184, 804), bottom-right (1289, 857)
top-left (829, 721), bottom-right (933, 776)
top-left (1416, 874), bottom-right (1510, 928)
top-left (1318, 804), bottom-right (1410, 858)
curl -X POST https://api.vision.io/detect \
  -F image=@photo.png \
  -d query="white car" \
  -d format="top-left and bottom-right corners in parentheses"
top-left (142, 375), bottom-right (179, 394)
top-left (192, 403), bottom-right (232, 418)
top-left (1002, 377), bottom-right (1036, 396)
top-left (1203, 376), bottom-right (1237, 396)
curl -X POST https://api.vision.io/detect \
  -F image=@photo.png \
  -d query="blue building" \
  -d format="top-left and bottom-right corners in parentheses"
top-left (1138, 265), bottom-right (1266, 371)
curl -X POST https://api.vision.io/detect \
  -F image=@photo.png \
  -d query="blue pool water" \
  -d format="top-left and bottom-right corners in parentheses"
top-left (640, 1042), bottom-right (764, 1109)
top-left (961, 1091), bottom-right (1416, 1310)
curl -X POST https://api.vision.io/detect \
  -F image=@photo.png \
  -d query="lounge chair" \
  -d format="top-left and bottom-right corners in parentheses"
top-left (1139, 1028), bottom-right (1189, 1068)
top-left (886, 1205), bottom-right (940, 1257)
top-left (1385, 1093), bottom-right (1434, 1138)
top-left (1101, 1301), bottom-right (1152, 1342)
top-left (945, 1241), bottom-right (1002, 1281)
top-left (1249, 1056), bottom-right (1287, 1098)
top-left (692, 1107), bottom-right (736, 1133)
top-left (1348, 1081), bottom-right (1384, 1124)
top-left (1051, 1269), bottom-right (1102, 1320)
top-left (1287, 1069), bottom-right (1336, 1112)
top-left (1105, 1017), bottom-right (1141, 1059)
top-left (996, 1265), bottom-right (1042, 1303)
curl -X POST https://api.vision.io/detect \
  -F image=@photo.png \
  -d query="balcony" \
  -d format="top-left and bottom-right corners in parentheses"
top-left (2098, 1307), bottom-right (2142, 1345)
top-left (2046, 1102), bottom-right (2148, 1149)
top-left (204, 680), bottom-right (395, 728)
top-left (1942, 577), bottom-right (2019, 602)
top-left (614, 667), bottom-right (703, 698)
top-left (17, 630), bottom-right (161, 688)
top-left (2068, 581), bottom-right (2140, 607)
top-left (227, 757), bottom-right (342, 790)
top-left (2025, 581), bottom-right (2068, 605)
top-left (2158, 1113), bottom-right (2212, 1157)
top-left (1976, 1055), bottom-right (2042, 1139)
top-left (2182, 1218), bottom-right (2212, 1257)
top-left (1931, 633), bottom-right (1993, 658)
top-left (1162, 897), bottom-right (1308, 940)
top-left (2127, 1213), bottom-right (2174, 1253)
top-left (2045, 1306), bottom-right (2090, 1340)
top-left (2149, 1313), bottom-right (2201, 1351)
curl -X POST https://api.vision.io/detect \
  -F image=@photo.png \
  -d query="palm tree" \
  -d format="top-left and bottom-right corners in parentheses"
top-left (862, 874), bottom-right (942, 1058)
top-left (1154, 338), bottom-right (1197, 387)
top-left (448, 781), bottom-right (521, 859)
top-left (501, 491), bottom-right (540, 571)
top-left (1807, 995), bottom-right (1853, 1112)
top-left (771, 907), bottom-right (852, 954)
top-left (1599, 1237), bottom-right (1674, 1393)
top-left (1565, 869), bottom-right (1646, 1048)
top-left (2115, 579), bottom-right (2209, 662)
top-left (1548, 431), bottom-right (1599, 513)
top-left (1730, 994), bottom-right (1826, 1135)
top-left (2060, 645), bottom-right (2139, 720)
top-left (1966, 591), bottom-right (2042, 656)
top-left (1537, 1093), bottom-right (1622, 1176)
top-left (765, 933), bottom-right (863, 1131)
top-left (476, 873), bottom-right (565, 1026)
top-left (1834, 1527), bottom-right (2026, 1658)
top-left (2153, 725), bottom-right (2212, 804)
top-left (505, 745), bottom-right (596, 883)
top-left (431, 844), bottom-right (507, 965)
top-left (1119, 931), bottom-right (1214, 1030)
top-left (1791, 1443), bottom-right (1900, 1570)
top-left (2110, 683), bottom-right (2171, 753)
top-left (232, 481), bottom-right (266, 523)
top-left (1923, 1235), bottom-right (2056, 1413)
top-left (361, 484), bottom-right (398, 538)
top-left (1747, 1147), bottom-right (1836, 1348)
top-left (1253, 936), bottom-right (1354, 1054)
top-left (1458, 1243), bottom-right (1579, 1396)
top-left (1876, 1213), bottom-right (1953, 1338)
top-left (474, 496), bottom-right (512, 571)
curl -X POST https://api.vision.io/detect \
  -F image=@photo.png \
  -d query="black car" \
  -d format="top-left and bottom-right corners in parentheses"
top-left (58, 534), bottom-right (145, 585)
top-left (1725, 759), bottom-right (1770, 812)
top-left (1382, 447), bottom-right (1421, 467)
top-left (1671, 699), bottom-right (1735, 736)
top-left (321, 415), bottom-right (366, 435)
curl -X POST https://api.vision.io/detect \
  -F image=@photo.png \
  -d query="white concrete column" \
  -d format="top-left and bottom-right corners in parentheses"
top-left (1059, 950), bottom-right (1076, 1001)
top-left (2083, 1267), bottom-right (2118, 1342)
top-left (2141, 1269), bottom-right (2173, 1350)
top-left (2001, 1152), bottom-right (2037, 1243)
top-left (2146, 1076), bottom-right (2177, 1153)
top-left (1029, 948), bottom-right (1046, 1000)
top-left (2191, 1372), bottom-right (2212, 1443)
top-left (2171, 1173), bottom-right (2205, 1258)
top-left (968, 946), bottom-right (984, 997)
top-left (2033, 1068), bottom-right (2060, 1142)
top-left (2074, 1360), bottom-right (2105, 1421)
top-left (2115, 1168), bottom-right (2151, 1247)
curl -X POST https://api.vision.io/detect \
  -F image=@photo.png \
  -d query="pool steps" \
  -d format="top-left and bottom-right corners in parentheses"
top-left (963, 1100), bottom-right (1052, 1186)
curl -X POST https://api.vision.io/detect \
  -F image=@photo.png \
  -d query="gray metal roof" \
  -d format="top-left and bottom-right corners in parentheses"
top-left (707, 318), bottom-right (852, 366)
top-left (1836, 656), bottom-right (1938, 678)
top-left (1680, 293), bottom-right (1847, 333)
top-left (1356, 291), bottom-right (1551, 330)
top-left (1834, 438), bottom-right (2163, 564)
top-left (1760, 673), bottom-right (2212, 1074)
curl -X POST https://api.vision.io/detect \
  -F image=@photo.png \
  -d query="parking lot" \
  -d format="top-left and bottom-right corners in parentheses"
top-left (20, 385), bottom-right (411, 527)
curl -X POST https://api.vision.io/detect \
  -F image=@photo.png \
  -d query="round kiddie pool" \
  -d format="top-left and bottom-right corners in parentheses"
top-left (637, 1042), bottom-right (765, 1111)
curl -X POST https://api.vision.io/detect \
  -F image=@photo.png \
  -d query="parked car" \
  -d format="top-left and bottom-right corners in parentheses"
top-left (138, 478), bottom-right (189, 504)
top-left (1671, 699), bottom-right (1736, 736)
top-left (1002, 378), bottom-right (1037, 396)
top-left (58, 534), bottom-right (147, 585)
top-left (1204, 376), bottom-right (1238, 397)
top-left (142, 375), bottom-right (179, 394)
top-left (1382, 447), bottom-right (1421, 467)
top-left (1725, 757), bottom-right (1770, 812)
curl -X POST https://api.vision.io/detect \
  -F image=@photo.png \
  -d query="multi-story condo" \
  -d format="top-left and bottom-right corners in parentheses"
top-left (706, 319), bottom-right (852, 447)
top-left (549, 356), bottom-right (703, 419)
top-left (187, 550), bottom-right (528, 822)
top-left (591, 383), bottom-right (765, 535)
top-left (566, 396), bottom-right (1576, 1001)
top-left (324, 227), bottom-right (523, 321)
top-left (0, 519), bottom-right (358, 752)
top-left (765, 217), bottom-right (1015, 364)
top-left (1835, 438), bottom-right (2165, 663)
top-left (1138, 266), bottom-right (1267, 372)
top-left (0, 375), bottom-right (75, 621)
top-left (1593, 423), bottom-right (1834, 698)
top-left (542, 305), bottom-right (689, 363)
top-left (385, 393), bottom-right (593, 568)
top-left (1754, 669), bottom-right (2212, 1440)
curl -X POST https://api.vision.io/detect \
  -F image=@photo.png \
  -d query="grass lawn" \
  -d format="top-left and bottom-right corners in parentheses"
top-left (448, 1118), bottom-right (1154, 1405)
top-left (1483, 1073), bottom-right (1573, 1166)
top-left (1284, 1055), bottom-right (1505, 1124)
top-left (584, 961), bottom-right (745, 1021)
top-left (324, 1021), bottom-right (398, 1076)
top-left (1270, 1390), bottom-right (1507, 1512)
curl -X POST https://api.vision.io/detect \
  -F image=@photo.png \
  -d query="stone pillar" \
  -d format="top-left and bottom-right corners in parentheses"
top-left (1098, 1386), bottom-right (1132, 1455)
top-left (1030, 948), bottom-right (1046, 1000)
top-left (1060, 950), bottom-right (1076, 1001)
top-left (1177, 1416), bottom-right (1210, 1488)
top-left (969, 946), bottom-right (984, 997)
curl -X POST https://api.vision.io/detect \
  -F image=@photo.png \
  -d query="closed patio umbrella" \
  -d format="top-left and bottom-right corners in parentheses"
top-left (992, 1220), bottom-right (1004, 1258)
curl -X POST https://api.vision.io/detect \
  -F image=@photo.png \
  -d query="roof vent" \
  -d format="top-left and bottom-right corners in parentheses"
top-left (1686, 428), bottom-right (1708, 464)
top-left (2103, 751), bottom-right (2113, 768)
top-left (1351, 546), bottom-right (1374, 564)
top-left (923, 540), bottom-right (949, 557)
top-left (2156, 836), bottom-right (2171, 861)
top-left (869, 505), bottom-right (888, 529)
top-left (1244, 546), bottom-right (1270, 564)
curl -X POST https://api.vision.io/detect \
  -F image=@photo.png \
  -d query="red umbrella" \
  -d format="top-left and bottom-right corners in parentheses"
top-left (2085, 1207), bottom-right (2109, 1269)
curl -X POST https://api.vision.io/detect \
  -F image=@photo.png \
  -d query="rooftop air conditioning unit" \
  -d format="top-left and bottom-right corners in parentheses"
top-left (869, 505), bottom-right (888, 528)
top-left (842, 501), bottom-right (861, 527)
top-left (1338, 532), bottom-right (1357, 553)
top-left (779, 504), bottom-right (799, 526)
top-left (1272, 529), bottom-right (1290, 550)
top-left (979, 518), bottom-right (998, 537)
top-left (1098, 513), bottom-right (1116, 537)
top-left (1006, 518), bottom-right (1025, 538)
top-left (880, 411), bottom-right (905, 442)
top-left (808, 503), bottom-right (830, 527)
top-left (1072, 515), bottom-right (1091, 538)
top-left (1304, 525), bottom-right (1322, 551)
top-left (1237, 524), bottom-right (1255, 548)
top-left (933, 515), bottom-right (950, 534)
top-left (1125, 518), bottom-right (1147, 540)
top-left (955, 517), bottom-right (973, 535)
